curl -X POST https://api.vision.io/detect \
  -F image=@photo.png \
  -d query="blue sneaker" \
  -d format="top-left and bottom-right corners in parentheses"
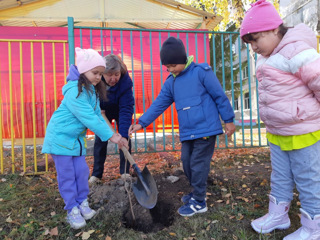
top-left (178, 198), bottom-right (207, 216)
top-left (181, 192), bottom-right (193, 203)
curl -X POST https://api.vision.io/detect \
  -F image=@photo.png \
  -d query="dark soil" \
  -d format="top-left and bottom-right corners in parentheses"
top-left (89, 167), bottom-right (192, 233)
top-left (88, 148), bottom-right (274, 234)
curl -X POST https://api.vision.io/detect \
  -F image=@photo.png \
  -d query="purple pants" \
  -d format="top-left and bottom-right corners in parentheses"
top-left (51, 155), bottom-right (89, 212)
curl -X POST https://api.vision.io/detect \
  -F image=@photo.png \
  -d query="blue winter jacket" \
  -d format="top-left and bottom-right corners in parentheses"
top-left (100, 72), bottom-right (134, 138)
top-left (138, 62), bottom-right (235, 141)
top-left (42, 65), bottom-right (114, 156)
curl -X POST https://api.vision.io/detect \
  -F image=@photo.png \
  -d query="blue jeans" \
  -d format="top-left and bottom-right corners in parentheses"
top-left (52, 154), bottom-right (89, 212)
top-left (181, 136), bottom-right (216, 202)
top-left (270, 141), bottom-right (320, 218)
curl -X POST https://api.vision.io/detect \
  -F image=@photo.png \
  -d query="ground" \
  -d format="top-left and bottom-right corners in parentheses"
top-left (0, 147), bottom-right (302, 239)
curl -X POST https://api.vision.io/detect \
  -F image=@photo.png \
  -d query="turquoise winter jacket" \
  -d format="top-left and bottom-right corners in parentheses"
top-left (42, 65), bottom-right (114, 156)
top-left (138, 62), bottom-right (235, 141)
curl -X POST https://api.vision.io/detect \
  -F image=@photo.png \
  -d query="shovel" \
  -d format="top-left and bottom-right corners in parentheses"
top-left (101, 114), bottom-right (158, 209)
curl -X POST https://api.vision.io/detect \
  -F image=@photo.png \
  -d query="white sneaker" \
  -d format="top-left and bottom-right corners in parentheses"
top-left (88, 176), bottom-right (100, 184)
top-left (66, 206), bottom-right (86, 229)
top-left (79, 199), bottom-right (96, 220)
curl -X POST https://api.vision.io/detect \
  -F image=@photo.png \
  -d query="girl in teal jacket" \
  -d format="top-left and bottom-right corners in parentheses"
top-left (42, 48), bottom-right (126, 229)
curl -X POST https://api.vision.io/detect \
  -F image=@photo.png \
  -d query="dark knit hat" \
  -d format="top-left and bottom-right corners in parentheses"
top-left (160, 37), bottom-right (187, 65)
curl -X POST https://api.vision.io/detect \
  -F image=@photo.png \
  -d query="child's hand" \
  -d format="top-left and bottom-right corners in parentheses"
top-left (109, 133), bottom-right (122, 144)
top-left (118, 137), bottom-right (129, 150)
top-left (225, 122), bottom-right (236, 137)
top-left (128, 124), bottom-right (142, 135)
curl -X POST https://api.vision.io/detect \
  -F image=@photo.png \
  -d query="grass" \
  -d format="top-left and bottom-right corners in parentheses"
top-left (0, 148), bottom-right (302, 240)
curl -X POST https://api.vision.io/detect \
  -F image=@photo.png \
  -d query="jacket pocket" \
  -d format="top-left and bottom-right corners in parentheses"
top-left (175, 96), bottom-right (207, 130)
top-left (295, 98), bottom-right (320, 121)
top-left (55, 134), bottom-right (77, 150)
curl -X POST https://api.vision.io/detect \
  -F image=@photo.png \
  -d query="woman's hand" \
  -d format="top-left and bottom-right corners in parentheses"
top-left (128, 124), bottom-right (142, 135)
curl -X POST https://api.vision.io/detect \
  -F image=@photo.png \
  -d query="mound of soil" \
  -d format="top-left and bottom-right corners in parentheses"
top-left (89, 168), bottom-right (193, 233)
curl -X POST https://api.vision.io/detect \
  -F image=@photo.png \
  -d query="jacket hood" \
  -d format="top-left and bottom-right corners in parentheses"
top-left (66, 64), bottom-right (80, 82)
top-left (62, 80), bottom-right (78, 96)
top-left (273, 23), bottom-right (317, 54)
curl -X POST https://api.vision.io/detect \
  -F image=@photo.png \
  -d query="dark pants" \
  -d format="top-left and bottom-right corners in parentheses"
top-left (92, 114), bottom-right (132, 178)
top-left (181, 136), bottom-right (216, 202)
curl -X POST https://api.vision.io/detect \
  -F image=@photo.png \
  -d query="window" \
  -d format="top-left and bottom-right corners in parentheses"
top-left (234, 98), bottom-right (239, 111)
top-left (244, 92), bottom-right (250, 109)
top-left (242, 65), bottom-right (248, 79)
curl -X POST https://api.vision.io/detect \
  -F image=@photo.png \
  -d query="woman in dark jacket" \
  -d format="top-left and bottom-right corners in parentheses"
top-left (89, 54), bottom-right (134, 183)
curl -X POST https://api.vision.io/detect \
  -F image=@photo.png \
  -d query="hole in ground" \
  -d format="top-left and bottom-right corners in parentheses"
top-left (122, 199), bottom-right (175, 233)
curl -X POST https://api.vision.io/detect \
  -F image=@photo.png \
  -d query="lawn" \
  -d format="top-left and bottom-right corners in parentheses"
top-left (0, 147), bottom-right (301, 240)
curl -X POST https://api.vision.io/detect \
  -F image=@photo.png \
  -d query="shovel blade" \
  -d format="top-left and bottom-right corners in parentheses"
top-left (132, 166), bottom-right (158, 209)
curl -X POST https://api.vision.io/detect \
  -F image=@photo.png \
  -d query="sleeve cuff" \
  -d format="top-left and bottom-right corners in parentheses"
top-left (224, 119), bottom-right (234, 123)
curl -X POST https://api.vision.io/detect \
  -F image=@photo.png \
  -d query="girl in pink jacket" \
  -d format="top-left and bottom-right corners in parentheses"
top-left (241, 0), bottom-right (320, 239)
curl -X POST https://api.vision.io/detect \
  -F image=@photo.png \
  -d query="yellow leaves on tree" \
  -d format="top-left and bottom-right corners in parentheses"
top-left (177, 0), bottom-right (280, 30)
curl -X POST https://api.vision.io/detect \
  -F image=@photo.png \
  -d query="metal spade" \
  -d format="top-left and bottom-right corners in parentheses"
top-left (101, 114), bottom-right (158, 209)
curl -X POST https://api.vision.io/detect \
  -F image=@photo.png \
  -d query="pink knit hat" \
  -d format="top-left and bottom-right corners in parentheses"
top-left (75, 47), bottom-right (106, 74)
top-left (240, 0), bottom-right (283, 38)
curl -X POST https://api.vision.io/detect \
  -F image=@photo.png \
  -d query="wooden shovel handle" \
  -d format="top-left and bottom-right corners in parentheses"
top-left (101, 113), bottom-right (136, 166)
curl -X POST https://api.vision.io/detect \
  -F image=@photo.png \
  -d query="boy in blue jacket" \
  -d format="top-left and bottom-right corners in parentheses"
top-left (129, 37), bottom-right (235, 216)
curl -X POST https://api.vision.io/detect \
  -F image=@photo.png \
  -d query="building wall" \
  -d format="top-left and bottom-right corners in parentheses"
top-left (280, 0), bottom-right (320, 33)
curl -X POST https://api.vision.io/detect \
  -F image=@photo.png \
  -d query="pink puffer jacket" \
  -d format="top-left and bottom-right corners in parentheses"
top-left (256, 23), bottom-right (320, 136)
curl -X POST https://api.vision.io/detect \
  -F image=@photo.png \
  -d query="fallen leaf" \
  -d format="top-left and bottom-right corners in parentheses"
top-left (6, 216), bottom-right (12, 223)
top-left (50, 227), bottom-right (58, 236)
top-left (75, 232), bottom-right (82, 237)
top-left (43, 228), bottom-right (50, 235)
top-left (237, 213), bottom-right (244, 220)
top-left (51, 211), bottom-right (56, 216)
top-left (224, 193), bottom-right (231, 198)
top-left (254, 204), bottom-right (261, 208)
top-left (260, 179), bottom-right (268, 186)
top-left (82, 232), bottom-right (91, 240)
top-left (169, 232), bottom-right (176, 236)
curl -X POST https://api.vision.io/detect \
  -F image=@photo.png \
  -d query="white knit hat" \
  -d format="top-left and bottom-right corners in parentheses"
top-left (75, 47), bottom-right (106, 74)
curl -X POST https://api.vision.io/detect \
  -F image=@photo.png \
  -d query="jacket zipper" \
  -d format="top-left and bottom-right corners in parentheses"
top-left (172, 76), bottom-right (176, 99)
top-left (78, 138), bottom-right (82, 156)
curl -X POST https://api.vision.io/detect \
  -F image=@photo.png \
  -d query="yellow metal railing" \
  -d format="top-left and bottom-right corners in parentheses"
top-left (317, 35), bottom-right (320, 53)
top-left (0, 39), bottom-right (68, 174)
